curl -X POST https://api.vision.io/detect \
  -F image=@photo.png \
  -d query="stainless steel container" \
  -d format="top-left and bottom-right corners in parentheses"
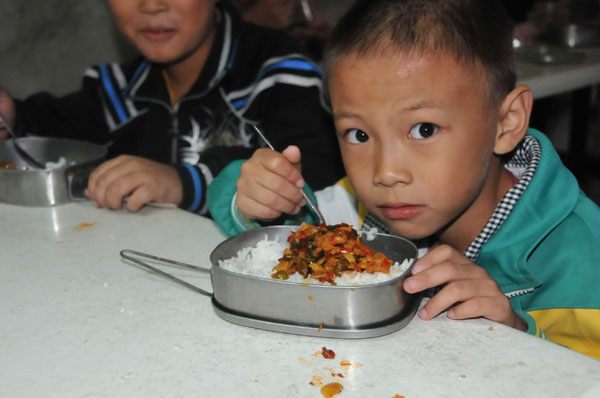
top-left (0, 137), bottom-right (107, 206)
top-left (545, 23), bottom-right (600, 48)
top-left (121, 226), bottom-right (422, 338)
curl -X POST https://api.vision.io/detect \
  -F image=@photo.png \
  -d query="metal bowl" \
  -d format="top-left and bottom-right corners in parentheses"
top-left (0, 137), bottom-right (107, 206)
top-left (209, 226), bottom-right (421, 338)
top-left (516, 44), bottom-right (586, 65)
top-left (545, 23), bottom-right (600, 48)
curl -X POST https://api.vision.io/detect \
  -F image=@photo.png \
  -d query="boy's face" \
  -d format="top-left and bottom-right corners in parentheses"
top-left (329, 51), bottom-right (503, 242)
top-left (108, 0), bottom-right (217, 64)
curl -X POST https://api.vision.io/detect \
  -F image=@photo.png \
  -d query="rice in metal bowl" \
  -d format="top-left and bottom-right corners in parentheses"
top-left (218, 234), bottom-right (414, 286)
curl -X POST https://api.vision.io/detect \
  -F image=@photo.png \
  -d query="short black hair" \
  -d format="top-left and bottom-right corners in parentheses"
top-left (323, 0), bottom-right (516, 107)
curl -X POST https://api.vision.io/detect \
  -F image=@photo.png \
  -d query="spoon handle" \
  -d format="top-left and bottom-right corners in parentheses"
top-left (251, 124), bottom-right (326, 225)
top-left (0, 111), bottom-right (46, 169)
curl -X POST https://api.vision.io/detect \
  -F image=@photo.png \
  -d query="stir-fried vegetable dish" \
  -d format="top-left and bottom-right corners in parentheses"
top-left (272, 222), bottom-right (394, 284)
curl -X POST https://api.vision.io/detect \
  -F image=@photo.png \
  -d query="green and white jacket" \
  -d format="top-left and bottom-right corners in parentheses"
top-left (207, 129), bottom-right (600, 359)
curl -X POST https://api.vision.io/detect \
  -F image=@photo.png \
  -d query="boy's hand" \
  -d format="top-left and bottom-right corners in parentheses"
top-left (236, 145), bottom-right (307, 221)
top-left (85, 155), bottom-right (182, 212)
top-left (403, 245), bottom-right (527, 331)
top-left (0, 87), bottom-right (16, 140)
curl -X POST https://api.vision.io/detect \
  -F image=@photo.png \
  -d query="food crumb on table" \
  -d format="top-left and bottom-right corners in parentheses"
top-left (321, 347), bottom-right (335, 359)
top-left (74, 222), bottom-right (96, 230)
top-left (321, 382), bottom-right (343, 397)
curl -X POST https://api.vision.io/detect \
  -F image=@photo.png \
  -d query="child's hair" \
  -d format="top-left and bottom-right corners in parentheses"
top-left (323, 0), bottom-right (516, 108)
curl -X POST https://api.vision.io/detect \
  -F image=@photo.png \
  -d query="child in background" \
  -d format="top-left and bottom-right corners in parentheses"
top-left (207, 0), bottom-right (600, 358)
top-left (0, 0), bottom-right (343, 212)
top-left (230, 0), bottom-right (333, 60)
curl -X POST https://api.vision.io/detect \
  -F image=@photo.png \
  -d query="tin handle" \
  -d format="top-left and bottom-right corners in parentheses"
top-left (66, 166), bottom-right (92, 201)
top-left (120, 249), bottom-right (213, 297)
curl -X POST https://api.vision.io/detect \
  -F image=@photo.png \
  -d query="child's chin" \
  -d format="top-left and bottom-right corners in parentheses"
top-left (384, 222), bottom-right (431, 241)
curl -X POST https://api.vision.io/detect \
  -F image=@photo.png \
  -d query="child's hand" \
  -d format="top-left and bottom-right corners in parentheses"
top-left (85, 155), bottom-right (183, 212)
top-left (236, 145), bottom-right (307, 221)
top-left (403, 245), bottom-right (527, 331)
top-left (0, 87), bottom-right (16, 140)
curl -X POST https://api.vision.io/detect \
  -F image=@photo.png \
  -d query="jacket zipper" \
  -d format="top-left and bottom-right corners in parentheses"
top-left (128, 96), bottom-right (181, 163)
top-left (504, 287), bottom-right (535, 298)
top-left (169, 107), bottom-right (179, 163)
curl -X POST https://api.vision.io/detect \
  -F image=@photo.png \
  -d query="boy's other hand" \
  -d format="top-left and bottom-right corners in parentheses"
top-left (0, 87), bottom-right (16, 140)
top-left (403, 245), bottom-right (527, 331)
top-left (236, 145), bottom-right (307, 221)
top-left (85, 155), bottom-right (183, 212)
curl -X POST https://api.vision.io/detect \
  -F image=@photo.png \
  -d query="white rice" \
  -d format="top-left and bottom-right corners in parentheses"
top-left (359, 227), bottom-right (379, 241)
top-left (218, 236), bottom-right (413, 286)
top-left (45, 156), bottom-right (67, 169)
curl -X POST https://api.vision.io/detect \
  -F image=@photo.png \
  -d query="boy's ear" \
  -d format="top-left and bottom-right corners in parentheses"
top-left (494, 85), bottom-right (533, 155)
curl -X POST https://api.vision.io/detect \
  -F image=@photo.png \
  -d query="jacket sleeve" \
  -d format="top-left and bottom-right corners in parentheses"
top-left (176, 146), bottom-right (259, 214)
top-left (207, 160), bottom-right (319, 236)
top-left (512, 304), bottom-right (548, 340)
top-left (517, 196), bottom-right (600, 359)
top-left (13, 72), bottom-right (112, 144)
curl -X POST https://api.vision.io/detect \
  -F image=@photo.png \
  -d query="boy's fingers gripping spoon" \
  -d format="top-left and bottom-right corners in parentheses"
top-left (251, 124), bottom-right (327, 225)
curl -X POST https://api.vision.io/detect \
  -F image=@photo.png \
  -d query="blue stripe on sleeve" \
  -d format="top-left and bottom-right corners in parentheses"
top-left (232, 97), bottom-right (248, 109)
top-left (184, 164), bottom-right (203, 212)
top-left (231, 59), bottom-right (321, 110)
top-left (261, 59), bottom-right (322, 78)
top-left (99, 64), bottom-right (128, 123)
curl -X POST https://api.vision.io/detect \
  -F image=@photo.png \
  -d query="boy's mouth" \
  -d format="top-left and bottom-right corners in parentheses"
top-left (141, 27), bottom-right (176, 41)
top-left (378, 203), bottom-right (424, 220)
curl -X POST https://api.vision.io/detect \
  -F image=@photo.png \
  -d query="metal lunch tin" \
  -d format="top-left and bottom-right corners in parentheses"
top-left (0, 137), bottom-right (107, 206)
top-left (121, 226), bottom-right (422, 338)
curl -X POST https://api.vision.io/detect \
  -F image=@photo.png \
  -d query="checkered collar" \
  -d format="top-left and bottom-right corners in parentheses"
top-left (362, 134), bottom-right (542, 260)
top-left (464, 135), bottom-right (541, 260)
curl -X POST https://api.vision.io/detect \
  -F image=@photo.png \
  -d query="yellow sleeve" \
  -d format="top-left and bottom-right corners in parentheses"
top-left (529, 308), bottom-right (600, 359)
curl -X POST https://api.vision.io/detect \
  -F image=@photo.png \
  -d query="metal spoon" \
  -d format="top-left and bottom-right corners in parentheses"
top-left (251, 124), bottom-right (326, 225)
top-left (0, 111), bottom-right (45, 169)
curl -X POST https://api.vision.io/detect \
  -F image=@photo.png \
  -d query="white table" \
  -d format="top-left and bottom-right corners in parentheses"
top-left (516, 47), bottom-right (600, 99)
top-left (1, 202), bottom-right (599, 398)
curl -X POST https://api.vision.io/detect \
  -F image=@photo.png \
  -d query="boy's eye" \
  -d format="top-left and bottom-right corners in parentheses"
top-left (409, 123), bottom-right (439, 140)
top-left (345, 128), bottom-right (370, 144)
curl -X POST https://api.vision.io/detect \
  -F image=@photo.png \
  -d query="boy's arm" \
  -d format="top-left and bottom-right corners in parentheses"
top-left (511, 200), bottom-right (600, 358)
top-left (13, 74), bottom-right (111, 143)
top-left (207, 160), bottom-right (319, 236)
top-left (175, 146), bottom-right (256, 214)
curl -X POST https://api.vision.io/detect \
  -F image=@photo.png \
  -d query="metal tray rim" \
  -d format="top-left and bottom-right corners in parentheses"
top-left (211, 294), bottom-right (422, 339)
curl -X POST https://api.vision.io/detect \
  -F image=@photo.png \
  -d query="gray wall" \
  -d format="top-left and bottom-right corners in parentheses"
top-left (1, 0), bottom-right (135, 98)
top-left (0, 0), bottom-right (352, 99)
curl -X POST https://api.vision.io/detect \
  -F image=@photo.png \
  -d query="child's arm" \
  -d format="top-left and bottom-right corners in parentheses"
top-left (207, 146), bottom-right (324, 236)
top-left (403, 245), bottom-right (528, 331)
top-left (85, 155), bottom-right (183, 212)
top-left (235, 146), bottom-right (306, 221)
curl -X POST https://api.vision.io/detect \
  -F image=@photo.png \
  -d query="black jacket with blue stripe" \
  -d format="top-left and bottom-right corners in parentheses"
top-left (14, 3), bottom-right (343, 214)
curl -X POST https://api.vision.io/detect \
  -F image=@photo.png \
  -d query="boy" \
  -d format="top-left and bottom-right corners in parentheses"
top-left (207, 0), bottom-right (600, 358)
top-left (0, 0), bottom-right (343, 212)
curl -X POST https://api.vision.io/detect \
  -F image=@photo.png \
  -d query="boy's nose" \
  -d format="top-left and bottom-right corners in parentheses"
top-left (139, 0), bottom-right (168, 13)
top-left (372, 145), bottom-right (412, 187)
